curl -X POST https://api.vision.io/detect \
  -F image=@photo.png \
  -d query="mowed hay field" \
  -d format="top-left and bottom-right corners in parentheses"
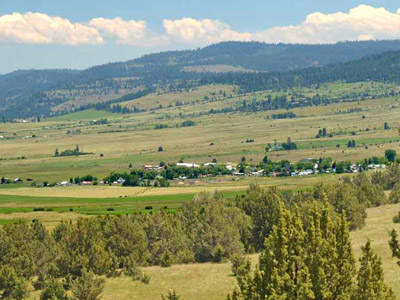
top-left (1, 82), bottom-right (400, 184)
top-left (23, 204), bottom-right (400, 300)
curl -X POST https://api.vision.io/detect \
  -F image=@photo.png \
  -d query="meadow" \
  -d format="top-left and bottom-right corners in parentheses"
top-left (1, 82), bottom-right (400, 184)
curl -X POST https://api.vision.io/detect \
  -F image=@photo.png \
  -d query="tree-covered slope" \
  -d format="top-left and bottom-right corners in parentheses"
top-left (202, 50), bottom-right (400, 92)
top-left (3, 40), bottom-right (400, 119)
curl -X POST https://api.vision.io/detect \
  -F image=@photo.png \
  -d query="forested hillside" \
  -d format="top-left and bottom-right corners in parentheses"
top-left (3, 40), bottom-right (400, 119)
top-left (203, 50), bottom-right (400, 92)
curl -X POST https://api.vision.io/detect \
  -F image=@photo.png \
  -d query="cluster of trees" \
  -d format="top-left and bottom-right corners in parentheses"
top-left (0, 193), bottom-right (252, 299)
top-left (281, 137), bottom-right (297, 150)
top-left (265, 139), bottom-right (298, 152)
top-left (347, 140), bottom-right (357, 148)
top-left (103, 170), bottom-right (169, 187)
top-left (0, 173), bottom-right (397, 299)
top-left (54, 146), bottom-right (89, 157)
top-left (229, 198), bottom-right (395, 300)
top-left (70, 175), bottom-right (98, 185)
top-left (257, 157), bottom-right (332, 175)
top-left (269, 112), bottom-right (297, 119)
top-left (104, 165), bottom-right (234, 186)
top-left (316, 128), bottom-right (327, 138)
top-left (154, 120), bottom-right (196, 130)
top-left (89, 119), bottom-right (108, 125)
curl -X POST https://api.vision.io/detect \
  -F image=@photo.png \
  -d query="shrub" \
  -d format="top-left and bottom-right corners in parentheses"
top-left (40, 278), bottom-right (68, 300)
top-left (394, 212), bottom-right (400, 224)
top-left (162, 290), bottom-right (181, 300)
top-left (160, 251), bottom-right (173, 268)
top-left (71, 268), bottom-right (105, 300)
top-left (140, 273), bottom-right (151, 285)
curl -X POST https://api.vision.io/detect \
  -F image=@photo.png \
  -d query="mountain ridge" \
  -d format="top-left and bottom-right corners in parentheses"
top-left (3, 40), bottom-right (400, 119)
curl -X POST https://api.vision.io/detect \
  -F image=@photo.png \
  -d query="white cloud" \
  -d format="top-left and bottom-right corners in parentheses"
top-left (2, 5), bottom-right (400, 47)
top-left (89, 17), bottom-right (151, 46)
top-left (163, 18), bottom-right (251, 44)
top-left (0, 12), bottom-right (103, 45)
top-left (164, 5), bottom-right (400, 45)
top-left (254, 5), bottom-right (400, 43)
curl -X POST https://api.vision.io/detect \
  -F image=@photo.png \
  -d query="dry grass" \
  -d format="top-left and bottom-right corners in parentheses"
top-left (0, 173), bottom-right (346, 199)
top-left (351, 203), bottom-right (400, 296)
top-left (23, 204), bottom-right (400, 300)
top-left (1, 86), bottom-right (400, 184)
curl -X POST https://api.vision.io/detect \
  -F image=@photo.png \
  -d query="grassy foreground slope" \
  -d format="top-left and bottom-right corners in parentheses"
top-left (23, 203), bottom-right (400, 300)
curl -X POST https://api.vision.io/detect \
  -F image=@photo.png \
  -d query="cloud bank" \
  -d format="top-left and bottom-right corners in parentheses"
top-left (1, 5), bottom-right (400, 47)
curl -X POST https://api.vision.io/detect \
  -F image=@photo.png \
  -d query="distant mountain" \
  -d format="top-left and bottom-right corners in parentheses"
top-left (3, 40), bottom-right (400, 119)
top-left (135, 40), bottom-right (400, 72)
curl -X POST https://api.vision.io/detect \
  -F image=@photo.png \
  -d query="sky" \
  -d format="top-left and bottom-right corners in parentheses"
top-left (1, 0), bottom-right (400, 73)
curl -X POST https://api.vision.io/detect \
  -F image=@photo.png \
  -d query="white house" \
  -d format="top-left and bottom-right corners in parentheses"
top-left (176, 163), bottom-right (200, 168)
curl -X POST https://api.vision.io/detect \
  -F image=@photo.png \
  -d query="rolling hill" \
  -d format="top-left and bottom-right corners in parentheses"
top-left (3, 40), bottom-right (400, 119)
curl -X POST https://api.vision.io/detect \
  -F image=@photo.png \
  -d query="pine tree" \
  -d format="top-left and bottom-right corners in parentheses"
top-left (353, 240), bottom-right (395, 300)
top-left (230, 203), bottom-right (314, 300)
top-left (332, 211), bottom-right (356, 300)
top-left (0, 265), bottom-right (28, 300)
top-left (71, 268), bottom-right (105, 300)
top-left (305, 201), bottom-right (336, 300)
top-left (40, 278), bottom-right (68, 300)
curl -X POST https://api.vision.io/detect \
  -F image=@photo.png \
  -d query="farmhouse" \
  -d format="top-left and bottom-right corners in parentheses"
top-left (176, 163), bottom-right (200, 168)
top-left (143, 165), bottom-right (164, 171)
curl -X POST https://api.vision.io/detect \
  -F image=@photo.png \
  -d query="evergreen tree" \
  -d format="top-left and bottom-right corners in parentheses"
top-left (40, 278), bottom-right (68, 300)
top-left (0, 265), bottom-right (28, 300)
top-left (305, 201), bottom-right (336, 300)
top-left (230, 203), bottom-right (314, 300)
top-left (353, 240), bottom-right (395, 300)
top-left (71, 268), bottom-right (105, 300)
top-left (332, 211), bottom-right (356, 300)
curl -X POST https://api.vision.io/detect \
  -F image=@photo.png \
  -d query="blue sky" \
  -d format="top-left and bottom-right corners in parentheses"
top-left (0, 0), bottom-right (399, 73)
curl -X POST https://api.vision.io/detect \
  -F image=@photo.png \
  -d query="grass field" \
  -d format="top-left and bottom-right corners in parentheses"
top-left (1, 81), bottom-right (400, 224)
top-left (0, 173), bottom-right (351, 226)
top-left (23, 203), bottom-right (400, 300)
top-left (1, 84), bottom-right (400, 184)
top-left (49, 110), bottom-right (122, 122)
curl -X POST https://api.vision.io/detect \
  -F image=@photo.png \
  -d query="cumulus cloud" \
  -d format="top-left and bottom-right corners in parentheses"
top-left (2, 5), bottom-right (400, 47)
top-left (163, 18), bottom-right (251, 44)
top-left (89, 17), bottom-right (152, 46)
top-left (254, 5), bottom-right (400, 43)
top-left (0, 12), bottom-right (103, 45)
